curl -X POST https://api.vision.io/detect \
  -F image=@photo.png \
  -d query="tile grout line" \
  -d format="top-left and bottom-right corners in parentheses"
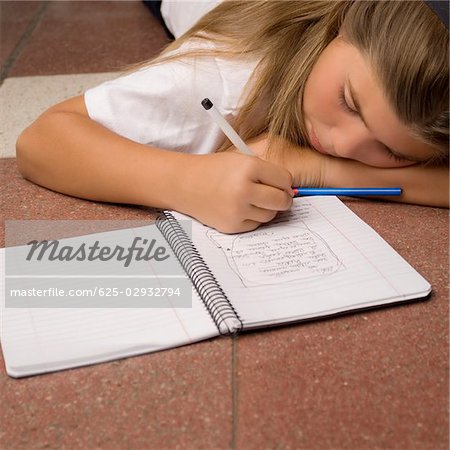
top-left (0, 1), bottom-right (49, 85)
top-left (231, 336), bottom-right (239, 450)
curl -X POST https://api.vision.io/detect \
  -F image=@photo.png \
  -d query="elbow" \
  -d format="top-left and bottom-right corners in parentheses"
top-left (16, 125), bottom-right (35, 180)
top-left (16, 96), bottom-right (87, 183)
top-left (16, 113), bottom-right (51, 183)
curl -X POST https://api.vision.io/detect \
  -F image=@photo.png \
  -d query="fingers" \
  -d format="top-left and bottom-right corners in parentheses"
top-left (247, 182), bottom-right (293, 212)
top-left (250, 157), bottom-right (293, 194)
top-left (231, 156), bottom-right (294, 225)
top-left (213, 200), bottom-right (287, 234)
top-left (234, 219), bottom-right (264, 234)
top-left (190, 152), bottom-right (296, 234)
top-left (245, 204), bottom-right (279, 224)
top-left (220, 203), bottom-right (283, 234)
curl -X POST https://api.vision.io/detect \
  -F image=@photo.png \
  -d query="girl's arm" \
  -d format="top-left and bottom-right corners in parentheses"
top-left (16, 96), bottom-right (293, 233)
top-left (318, 153), bottom-right (449, 207)
top-left (248, 135), bottom-right (449, 208)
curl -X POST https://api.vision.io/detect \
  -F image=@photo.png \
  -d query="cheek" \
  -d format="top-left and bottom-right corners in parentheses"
top-left (304, 71), bottom-right (340, 123)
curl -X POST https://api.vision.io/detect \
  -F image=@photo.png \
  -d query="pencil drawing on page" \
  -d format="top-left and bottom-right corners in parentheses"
top-left (206, 220), bottom-right (344, 287)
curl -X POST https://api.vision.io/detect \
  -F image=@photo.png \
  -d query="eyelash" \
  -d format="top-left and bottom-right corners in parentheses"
top-left (339, 86), bottom-right (412, 164)
top-left (385, 148), bottom-right (410, 163)
top-left (338, 87), bottom-right (358, 116)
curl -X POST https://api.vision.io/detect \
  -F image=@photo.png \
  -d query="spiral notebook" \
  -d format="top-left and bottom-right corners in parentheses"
top-left (0, 196), bottom-right (431, 377)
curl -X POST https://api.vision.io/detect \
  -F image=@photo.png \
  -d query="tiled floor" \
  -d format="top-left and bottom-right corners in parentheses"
top-left (1, 2), bottom-right (449, 450)
top-left (1, 0), bottom-right (169, 157)
top-left (1, 72), bottom-right (117, 157)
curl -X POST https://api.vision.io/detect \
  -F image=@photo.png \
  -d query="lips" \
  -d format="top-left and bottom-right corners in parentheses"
top-left (309, 127), bottom-right (327, 155)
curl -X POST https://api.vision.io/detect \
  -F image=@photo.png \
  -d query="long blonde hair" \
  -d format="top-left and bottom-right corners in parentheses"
top-left (138, 0), bottom-right (449, 161)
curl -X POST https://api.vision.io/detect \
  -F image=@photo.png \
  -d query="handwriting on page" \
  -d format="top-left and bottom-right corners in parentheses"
top-left (207, 223), bottom-right (343, 287)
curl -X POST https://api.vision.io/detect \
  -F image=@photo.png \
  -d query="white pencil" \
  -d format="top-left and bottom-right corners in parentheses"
top-left (201, 98), bottom-right (253, 156)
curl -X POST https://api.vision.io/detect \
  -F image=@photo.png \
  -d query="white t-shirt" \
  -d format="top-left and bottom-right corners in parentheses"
top-left (84, 41), bottom-right (257, 154)
top-left (161, 0), bottom-right (223, 38)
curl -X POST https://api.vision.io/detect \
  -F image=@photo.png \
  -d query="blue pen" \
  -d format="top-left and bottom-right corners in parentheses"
top-left (292, 187), bottom-right (402, 197)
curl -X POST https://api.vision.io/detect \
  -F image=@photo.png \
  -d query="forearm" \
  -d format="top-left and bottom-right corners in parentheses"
top-left (323, 156), bottom-right (449, 207)
top-left (277, 144), bottom-right (449, 208)
top-left (16, 109), bottom-right (189, 210)
top-left (15, 101), bottom-right (294, 234)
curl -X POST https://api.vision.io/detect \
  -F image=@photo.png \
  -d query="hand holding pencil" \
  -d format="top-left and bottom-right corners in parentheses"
top-left (177, 150), bottom-right (293, 233)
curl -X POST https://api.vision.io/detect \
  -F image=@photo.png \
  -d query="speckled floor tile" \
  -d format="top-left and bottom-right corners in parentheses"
top-left (0, 1), bottom-right (44, 70)
top-left (1, 338), bottom-right (233, 450)
top-left (1, 72), bottom-right (119, 157)
top-left (9, 1), bottom-right (169, 77)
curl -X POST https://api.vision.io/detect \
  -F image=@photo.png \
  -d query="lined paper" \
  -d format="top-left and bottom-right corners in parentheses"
top-left (173, 197), bottom-right (431, 328)
top-left (0, 226), bottom-right (218, 377)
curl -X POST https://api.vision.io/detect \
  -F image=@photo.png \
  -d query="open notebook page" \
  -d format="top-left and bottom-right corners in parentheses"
top-left (173, 196), bottom-right (431, 329)
top-left (0, 225), bottom-right (219, 378)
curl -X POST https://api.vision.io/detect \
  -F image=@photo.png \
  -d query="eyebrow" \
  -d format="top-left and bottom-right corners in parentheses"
top-left (346, 79), bottom-right (430, 163)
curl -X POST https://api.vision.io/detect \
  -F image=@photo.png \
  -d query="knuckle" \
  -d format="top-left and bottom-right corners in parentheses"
top-left (241, 221), bottom-right (260, 233)
top-left (263, 210), bottom-right (278, 223)
top-left (242, 156), bottom-right (259, 175)
top-left (228, 201), bottom-right (244, 220)
top-left (272, 191), bottom-right (292, 211)
top-left (232, 183), bottom-right (248, 201)
top-left (216, 216), bottom-right (240, 234)
top-left (217, 224), bottom-right (236, 234)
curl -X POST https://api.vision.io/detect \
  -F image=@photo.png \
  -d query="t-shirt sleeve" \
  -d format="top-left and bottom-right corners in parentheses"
top-left (84, 50), bottom-right (255, 155)
top-left (85, 57), bottom-right (222, 154)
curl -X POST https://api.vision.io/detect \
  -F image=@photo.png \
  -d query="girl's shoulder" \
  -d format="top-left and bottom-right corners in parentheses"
top-left (125, 38), bottom-right (259, 108)
top-left (84, 38), bottom-right (258, 153)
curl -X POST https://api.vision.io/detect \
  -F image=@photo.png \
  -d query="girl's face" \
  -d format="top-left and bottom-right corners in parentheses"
top-left (302, 37), bottom-right (438, 168)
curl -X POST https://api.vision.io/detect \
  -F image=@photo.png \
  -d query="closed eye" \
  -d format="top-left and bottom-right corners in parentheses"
top-left (385, 148), bottom-right (411, 164)
top-left (338, 86), bottom-right (358, 116)
top-left (340, 81), bottom-right (435, 166)
top-left (383, 145), bottom-right (418, 165)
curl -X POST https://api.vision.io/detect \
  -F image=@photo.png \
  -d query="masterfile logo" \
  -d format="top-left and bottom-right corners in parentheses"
top-left (5, 220), bottom-right (192, 308)
top-left (25, 237), bottom-right (170, 267)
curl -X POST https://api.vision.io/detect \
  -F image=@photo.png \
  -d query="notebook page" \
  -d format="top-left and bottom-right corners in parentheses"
top-left (172, 197), bottom-right (431, 328)
top-left (0, 225), bottom-right (218, 377)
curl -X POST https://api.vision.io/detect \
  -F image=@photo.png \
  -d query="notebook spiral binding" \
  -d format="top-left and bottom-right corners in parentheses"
top-left (156, 212), bottom-right (243, 336)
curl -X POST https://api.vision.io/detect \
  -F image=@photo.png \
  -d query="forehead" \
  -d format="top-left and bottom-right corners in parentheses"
top-left (327, 38), bottom-right (439, 162)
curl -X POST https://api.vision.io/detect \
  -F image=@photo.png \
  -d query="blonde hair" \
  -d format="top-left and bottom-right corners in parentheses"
top-left (138, 0), bottom-right (449, 162)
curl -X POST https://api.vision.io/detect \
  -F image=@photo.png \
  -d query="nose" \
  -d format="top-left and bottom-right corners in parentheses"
top-left (331, 122), bottom-right (375, 161)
